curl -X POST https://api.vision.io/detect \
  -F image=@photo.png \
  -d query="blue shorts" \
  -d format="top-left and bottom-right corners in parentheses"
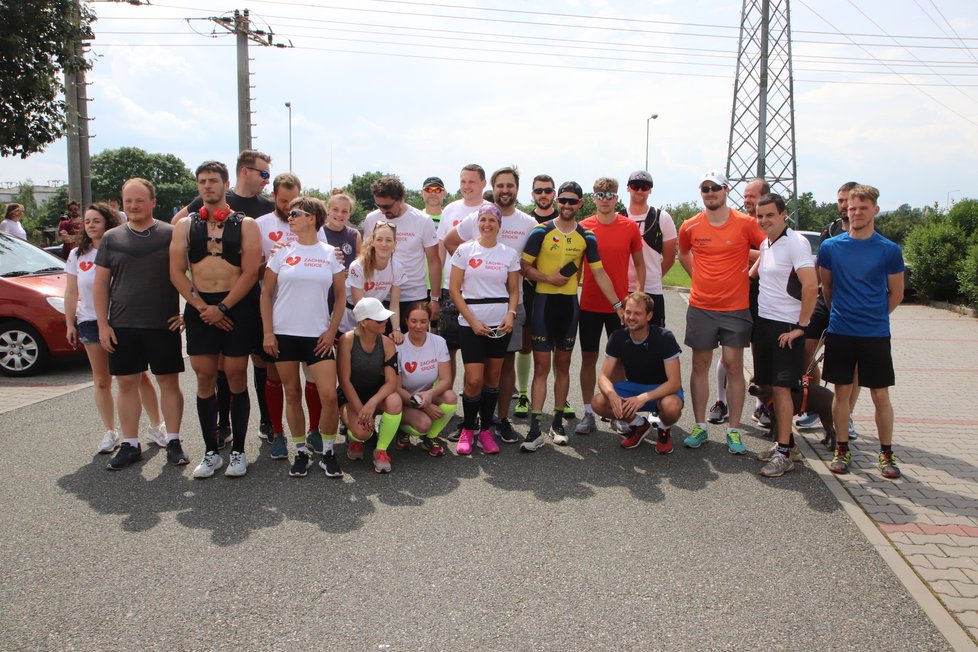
top-left (77, 320), bottom-right (100, 345)
top-left (613, 380), bottom-right (685, 413)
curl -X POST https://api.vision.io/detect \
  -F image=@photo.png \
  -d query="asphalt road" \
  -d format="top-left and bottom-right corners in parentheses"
top-left (0, 291), bottom-right (950, 650)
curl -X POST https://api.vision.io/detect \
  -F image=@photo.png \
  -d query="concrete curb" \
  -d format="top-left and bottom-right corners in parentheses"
top-left (925, 299), bottom-right (978, 319)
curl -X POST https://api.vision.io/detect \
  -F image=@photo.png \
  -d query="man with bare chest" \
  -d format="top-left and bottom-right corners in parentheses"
top-left (170, 161), bottom-right (262, 478)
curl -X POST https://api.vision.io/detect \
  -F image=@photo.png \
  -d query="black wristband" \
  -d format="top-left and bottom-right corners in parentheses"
top-left (218, 302), bottom-right (229, 314)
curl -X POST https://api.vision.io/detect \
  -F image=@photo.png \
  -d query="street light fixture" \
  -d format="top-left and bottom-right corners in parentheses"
top-left (645, 113), bottom-right (659, 172)
top-left (285, 101), bottom-right (293, 171)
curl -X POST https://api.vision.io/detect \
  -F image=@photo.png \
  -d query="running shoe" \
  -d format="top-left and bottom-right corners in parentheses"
top-left (306, 431), bottom-right (324, 455)
top-left (97, 430), bottom-right (119, 454)
top-left (655, 427), bottom-right (673, 455)
top-left (446, 425), bottom-right (463, 442)
top-left (752, 405), bottom-right (771, 427)
top-left (346, 440), bottom-right (364, 461)
top-left (520, 429), bottom-right (545, 452)
top-left (269, 434), bottom-right (289, 460)
top-left (216, 425), bottom-right (232, 451)
top-left (456, 429), bottom-right (476, 456)
top-left (319, 450), bottom-right (344, 477)
top-left (373, 449), bottom-right (392, 473)
top-left (878, 452), bottom-right (901, 479)
top-left (145, 425), bottom-right (167, 448)
top-left (550, 424), bottom-right (569, 446)
top-left (562, 401), bottom-right (576, 419)
top-left (794, 412), bottom-right (820, 429)
top-left (757, 442), bottom-right (802, 462)
top-left (760, 452), bottom-right (795, 478)
top-left (707, 400), bottom-right (728, 424)
top-left (225, 451), bottom-right (247, 477)
top-left (683, 425), bottom-right (709, 448)
top-left (166, 439), bottom-right (190, 465)
top-left (726, 429), bottom-right (747, 455)
top-left (612, 419), bottom-right (631, 435)
top-left (192, 451), bottom-right (223, 478)
top-left (259, 421), bottom-right (273, 440)
top-left (497, 418), bottom-right (520, 444)
top-left (848, 416), bottom-right (859, 441)
top-left (575, 412), bottom-right (596, 435)
top-left (394, 432), bottom-right (412, 450)
top-left (418, 436), bottom-right (446, 457)
top-left (289, 450), bottom-right (310, 477)
top-left (621, 419), bottom-right (651, 449)
top-left (514, 393), bottom-right (530, 418)
top-left (107, 442), bottom-right (142, 470)
top-left (829, 447), bottom-right (852, 474)
top-left (477, 429), bottom-right (500, 454)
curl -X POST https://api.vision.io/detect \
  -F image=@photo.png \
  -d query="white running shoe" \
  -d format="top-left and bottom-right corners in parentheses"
top-left (97, 430), bottom-right (119, 454)
top-left (224, 451), bottom-right (248, 477)
top-left (574, 413), bottom-right (596, 435)
top-left (192, 451), bottom-right (223, 478)
top-left (145, 424), bottom-right (167, 448)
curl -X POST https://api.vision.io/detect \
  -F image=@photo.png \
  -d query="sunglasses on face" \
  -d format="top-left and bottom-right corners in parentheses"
top-left (532, 187), bottom-right (555, 195)
top-left (247, 166), bottom-right (271, 180)
top-left (288, 209), bottom-right (312, 218)
top-left (700, 184), bottom-right (724, 194)
top-left (557, 197), bottom-right (581, 205)
top-left (628, 184), bottom-right (651, 192)
top-left (593, 192), bottom-right (617, 200)
top-left (423, 186), bottom-right (445, 193)
top-left (375, 201), bottom-right (397, 211)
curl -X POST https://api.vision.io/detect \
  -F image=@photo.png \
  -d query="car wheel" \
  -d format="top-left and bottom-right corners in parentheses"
top-left (0, 321), bottom-right (51, 376)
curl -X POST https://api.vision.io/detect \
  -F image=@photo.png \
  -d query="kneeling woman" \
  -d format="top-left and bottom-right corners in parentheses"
top-left (449, 204), bottom-right (520, 455)
top-left (395, 302), bottom-right (457, 456)
top-left (336, 297), bottom-right (402, 473)
top-left (261, 196), bottom-right (346, 479)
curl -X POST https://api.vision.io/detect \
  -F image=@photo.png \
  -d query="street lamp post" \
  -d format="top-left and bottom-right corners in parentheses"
top-left (285, 101), bottom-right (293, 171)
top-left (645, 113), bottom-right (659, 172)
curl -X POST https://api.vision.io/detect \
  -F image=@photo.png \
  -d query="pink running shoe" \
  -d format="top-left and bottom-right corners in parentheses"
top-left (477, 429), bottom-right (500, 454)
top-left (456, 429), bottom-right (475, 455)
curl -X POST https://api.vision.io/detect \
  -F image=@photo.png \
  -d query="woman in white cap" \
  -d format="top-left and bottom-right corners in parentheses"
top-left (259, 196), bottom-right (346, 480)
top-left (336, 296), bottom-right (403, 473)
top-left (449, 204), bottom-right (520, 455)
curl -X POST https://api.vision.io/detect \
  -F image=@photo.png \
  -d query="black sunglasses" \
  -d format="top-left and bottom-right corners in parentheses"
top-left (532, 187), bottom-right (555, 195)
top-left (700, 184), bottom-right (724, 193)
top-left (557, 197), bottom-right (581, 205)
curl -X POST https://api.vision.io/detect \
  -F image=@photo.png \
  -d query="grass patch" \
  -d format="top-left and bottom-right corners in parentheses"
top-left (662, 264), bottom-right (691, 288)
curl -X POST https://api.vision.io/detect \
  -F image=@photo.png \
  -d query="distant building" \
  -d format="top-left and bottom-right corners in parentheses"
top-left (0, 183), bottom-right (67, 206)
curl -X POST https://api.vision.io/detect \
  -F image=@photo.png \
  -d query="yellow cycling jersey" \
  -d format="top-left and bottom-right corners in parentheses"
top-left (521, 220), bottom-right (603, 295)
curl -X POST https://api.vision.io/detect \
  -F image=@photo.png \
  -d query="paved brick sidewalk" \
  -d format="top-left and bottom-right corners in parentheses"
top-left (795, 304), bottom-right (978, 642)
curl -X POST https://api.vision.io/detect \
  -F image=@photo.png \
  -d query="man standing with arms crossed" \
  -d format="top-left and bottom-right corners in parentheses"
top-left (678, 171), bottom-right (765, 455)
top-left (170, 161), bottom-right (262, 478)
top-left (95, 178), bottom-right (188, 470)
top-left (819, 184), bottom-right (905, 479)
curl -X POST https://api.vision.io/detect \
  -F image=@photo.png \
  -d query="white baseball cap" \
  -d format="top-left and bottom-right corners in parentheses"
top-left (700, 170), bottom-right (729, 187)
top-left (353, 297), bottom-right (394, 322)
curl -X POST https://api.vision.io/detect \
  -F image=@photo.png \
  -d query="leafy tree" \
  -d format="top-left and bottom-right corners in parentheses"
top-left (40, 185), bottom-right (69, 231)
top-left (343, 171), bottom-right (394, 226)
top-left (947, 198), bottom-right (978, 238)
top-left (876, 203), bottom-right (927, 246)
top-left (958, 242), bottom-right (978, 310)
top-left (90, 147), bottom-right (196, 220)
top-left (790, 192), bottom-right (837, 232)
top-left (0, 1), bottom-right (95, 158)
top-left (904, 219), bottom-right (969, 301)
top-left (662, 201), bottom-right (700, 227)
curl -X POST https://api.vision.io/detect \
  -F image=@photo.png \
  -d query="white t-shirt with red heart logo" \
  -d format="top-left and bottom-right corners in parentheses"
top-left (450, 240), bottom-right (520, 328)
top-left (256, 211), bottom-right (329, 261)
top-left (267, 242), bottom-right (345, 336)
top-left (396, 332), bottom-right (450, 394)
top-left (65, 247), bottom-right (99, 323)
top-left (340, 257), bottom-right (408, 332)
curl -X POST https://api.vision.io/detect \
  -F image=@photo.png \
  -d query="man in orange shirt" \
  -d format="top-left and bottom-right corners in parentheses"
top-left (677, 171), bottom-right (765, 454)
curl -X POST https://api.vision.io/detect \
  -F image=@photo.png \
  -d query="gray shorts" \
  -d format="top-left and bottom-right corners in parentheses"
top-left (505, 303), bottom-right (526, 354)
top-left (684, 306), bottom-right (753, 350)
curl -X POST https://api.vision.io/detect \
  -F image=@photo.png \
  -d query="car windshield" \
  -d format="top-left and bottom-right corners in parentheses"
top-left (0, 233), bottom-right (66, 277)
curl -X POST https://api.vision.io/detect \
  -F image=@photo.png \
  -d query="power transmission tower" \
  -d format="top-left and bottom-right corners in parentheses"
top-left (725, 0), bottom-right (798, 212)
top-left (207, 9), bottom-right (291, 152)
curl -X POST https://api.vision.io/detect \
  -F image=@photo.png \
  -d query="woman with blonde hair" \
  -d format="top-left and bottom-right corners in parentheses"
top-left (340, 220), bottom-right (404, 341)
top-left (0, 203), bottom-right (27, 240)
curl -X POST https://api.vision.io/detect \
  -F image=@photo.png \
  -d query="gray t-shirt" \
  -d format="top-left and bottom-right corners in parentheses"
top-left (95, 221), bottom-right (178, 328)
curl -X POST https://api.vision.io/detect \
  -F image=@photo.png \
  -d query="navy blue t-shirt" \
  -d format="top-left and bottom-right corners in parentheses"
top-left (605, 325), bottom-right (681, 385)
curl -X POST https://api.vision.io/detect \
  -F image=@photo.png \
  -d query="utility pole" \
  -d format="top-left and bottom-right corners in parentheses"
top-left (725, 0), bottom-right (798, 212)
top-left (206, 9), bottom-right (292, 153)
top-left (65, 0), bottom-right (92, 207)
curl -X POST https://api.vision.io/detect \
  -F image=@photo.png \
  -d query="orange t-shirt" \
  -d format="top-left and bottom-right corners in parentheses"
top-left (678, 208), bottom-right (765, 311)
top-left (579, 215), bottom-right (642, 312)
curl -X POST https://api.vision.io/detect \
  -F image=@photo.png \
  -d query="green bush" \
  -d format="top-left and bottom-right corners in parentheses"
top-left (904, 219), bottom-right (968, 301)
top-left (948, 199), bottom-right (978, 238)
top-left (957, 242), bottom-right (978, 310)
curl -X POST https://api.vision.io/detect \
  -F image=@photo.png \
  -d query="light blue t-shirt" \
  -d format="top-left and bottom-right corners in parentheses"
top-left (818, 231), bottom-right (904, 337)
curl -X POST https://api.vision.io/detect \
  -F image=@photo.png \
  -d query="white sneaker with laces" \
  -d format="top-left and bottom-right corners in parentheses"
top-left (192, 452), bottom-right (223, 478)
top-left (574, 412), bottom-right (596, 434)
top-left (97, 430), bottom-right (119, 454)
top-left (224, 451), bottom-right (248, 477)
top-left (145, 424), bottom-right (167, 448)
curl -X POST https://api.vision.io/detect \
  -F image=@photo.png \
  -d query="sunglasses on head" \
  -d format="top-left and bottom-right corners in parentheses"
top-left (593, 192), bottom-right (617, 200)
top-left (700, 184), bottom-right (724, 193)
top-left (424, 185), bottom-right (445, 193)
top-left (532, 187), bottom-right (555, 195)
top-left (374, 219), bottom-right (398, 233)
top-left (247, 166), bottom-right (271, 180)
top-left (288, 209), bottom-right (312, 218)
top-left (557, 197), bottom-right (581, 205)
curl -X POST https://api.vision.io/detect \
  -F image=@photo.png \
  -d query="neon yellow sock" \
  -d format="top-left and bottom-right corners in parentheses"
top-left (376, 411), bottom-right (402, 451)
top-left (291, 434), bottom-right (306, 449)
top-left (428, 402), bottom-right (457, 438)
top-left (516, 352), bottom-right (531, 394)
top-left (400, 424), bottom-right (426, 438)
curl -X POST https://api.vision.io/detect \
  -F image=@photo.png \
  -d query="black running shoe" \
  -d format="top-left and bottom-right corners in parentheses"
top-left (107, 442), bottom-right (142, 470)
top-left (290, 451), bottom-right (311, 478)
top-left (166, 439), bottom-right (190, 465)
top-left (497, 418), bottom-right (520, 444)
top-left (319, 450), bottom-right (344, 478)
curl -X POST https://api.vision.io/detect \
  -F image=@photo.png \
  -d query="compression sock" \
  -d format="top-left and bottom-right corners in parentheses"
top-left (196, 395), bottom-right (218, 451)
top-left (516, 352), bottom-right (531, 394)
top-left (253, 365), bottom-right (269, 425)
top-left (428, 402), bottom-right (457, 438)
top-left (461, 394), bottom-right (480, 430)
top-left (401, 424), bottom-right (426, 438)
top-left (265, 379), bottom-right (284, 433)
top-left (480, 387), bottom-right (500, 431)
top-left (230, 389), bottom-right (250, 453)
top-left (305, 381), bottom-right (322, 433)
top-left (715, 359), bottom-right (727, 403)
top-left (216, 371), bottom-right (231, 429)
top-left (376, 412), bottom-right (402, 451)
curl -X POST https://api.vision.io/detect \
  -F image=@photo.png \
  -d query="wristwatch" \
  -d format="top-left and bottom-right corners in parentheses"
top-left (612, 300), bottom-right (623, 310)
top-left (218, 302), bottom-right (229, 314)
top-left (794, 322), bottom-right (807, 331)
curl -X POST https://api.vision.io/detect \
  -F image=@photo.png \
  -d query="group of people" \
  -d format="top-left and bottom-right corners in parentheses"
top-left (69, 148), bottom-right (905, 482)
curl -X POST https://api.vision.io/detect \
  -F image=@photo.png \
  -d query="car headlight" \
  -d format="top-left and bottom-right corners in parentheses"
top-left (46, 297), bottom-right (66, 314)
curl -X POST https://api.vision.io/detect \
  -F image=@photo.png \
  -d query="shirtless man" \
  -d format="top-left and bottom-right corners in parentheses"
top-left (170, 161), bottom-right (262, 478)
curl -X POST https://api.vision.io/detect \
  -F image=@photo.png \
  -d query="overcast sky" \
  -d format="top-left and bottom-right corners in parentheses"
top-left (1, 0), bottom-right (976, 211)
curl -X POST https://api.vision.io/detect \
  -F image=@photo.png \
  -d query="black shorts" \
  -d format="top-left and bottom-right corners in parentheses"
top-left (109, 327), bottom-right (185, 376)
top-left (437, 289), bottom-right (461, 351)
top-left (530, 293), bottom-right (579, 352)
top-left (337, 382), bottom-right (384, 408)
top-left (522, 280), bottom-right (537, 321)
top-left (805, 292), bottom-right (830, 340)
top-left (822, 333), bottom-right (895, 388)
top-left (272, 334), bottom-right (336, 366)
top-left (751, 316), bottom-right (804, 388)
top-left (648, 292), bottom-right (665, 328)
top-left (458, 325), bottom-right (511, 364)
top-left (578, 310), bottom-right (623, 353)
top-left (184, 287), bottom-right (260, 358)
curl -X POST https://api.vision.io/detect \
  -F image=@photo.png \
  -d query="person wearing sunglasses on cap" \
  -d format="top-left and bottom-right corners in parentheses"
top-left (449, 204), bottom-right (521, 456)
top-left (520, 181), bottom-right (622, 451)
top-left (677, 171), bottom-right (765, 456)
top-left (260, 197), bottom-right (347, 480)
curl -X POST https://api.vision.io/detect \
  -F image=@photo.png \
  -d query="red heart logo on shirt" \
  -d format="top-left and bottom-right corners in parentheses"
top-left (269, 231), bottom-right (284, 242)
top-left (364, 281), bottom-right (376, 291)
top-left (286, 256), bottom-right (301, 266)
top-left (404, 361), bottom-right (417, 373)
top-left (453, 220), bottom-right (460, 227)
top-left (468, 258), bottom-right (483, 268)
top-left (79, 261), bottom-right (94, 272)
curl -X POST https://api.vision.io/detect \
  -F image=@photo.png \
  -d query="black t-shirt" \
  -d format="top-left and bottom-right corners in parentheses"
top-left (605, 325), bottom-right (681, 385)
top-left (186, 190), bottom-right (274, 219)
top-left (530, 208), bottom-right (558, 225)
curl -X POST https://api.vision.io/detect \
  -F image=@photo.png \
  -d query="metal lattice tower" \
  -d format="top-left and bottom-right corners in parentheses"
top-left (725, 0), bottom-right (798, 211)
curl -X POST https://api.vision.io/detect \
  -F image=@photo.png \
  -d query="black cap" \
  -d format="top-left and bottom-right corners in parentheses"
top-left (422, 176), bottom-right (444, 188)
top-left (558, 181), bottom-right (584, 197)
top-left (628, 170), bottom-right (653, 187)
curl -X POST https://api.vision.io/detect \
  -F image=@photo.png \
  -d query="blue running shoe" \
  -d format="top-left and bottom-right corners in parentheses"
top-left (306, 430), bottom-right (324, 455)
top-left (794, 412), bottom-right (820, 429)
top-left (726, 429), bottom-right (747, 455)
top-left (848, 416), bottom-right (859, 441)
top-left (683, 425), bottom-right (709, 448)
top-left (270, 434), bottom-right (289, 459)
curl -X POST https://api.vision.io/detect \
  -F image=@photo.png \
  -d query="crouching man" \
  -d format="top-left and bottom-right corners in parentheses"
top-left (591, 292), bottom-right (684, 454)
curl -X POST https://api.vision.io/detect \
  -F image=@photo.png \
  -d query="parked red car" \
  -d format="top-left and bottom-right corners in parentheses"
top-left (0, 232), bottom-right (82, 375)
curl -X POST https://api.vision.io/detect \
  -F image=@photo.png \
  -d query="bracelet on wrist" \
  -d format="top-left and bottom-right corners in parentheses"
top-left (612, 300), bottom-right (623, 310)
